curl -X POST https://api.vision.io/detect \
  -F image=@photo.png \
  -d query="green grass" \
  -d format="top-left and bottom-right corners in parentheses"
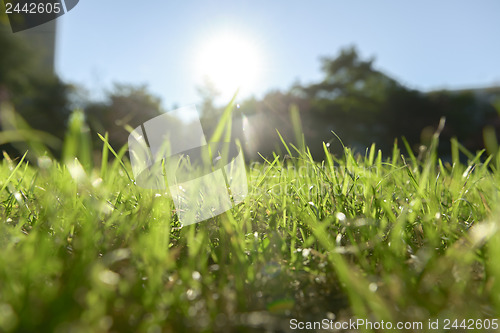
top-left (1, 109), bottom-right (500, 332)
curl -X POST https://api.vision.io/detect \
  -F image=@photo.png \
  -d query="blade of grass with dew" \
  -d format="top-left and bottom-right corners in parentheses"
top-left (98, 133), bottom-right (132, 182)
top-left (0, 151), bottom-right (28, 194)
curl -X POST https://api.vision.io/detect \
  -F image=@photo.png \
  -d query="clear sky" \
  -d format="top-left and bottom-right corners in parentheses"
top-left (56, 0), bottom-right (500, 109)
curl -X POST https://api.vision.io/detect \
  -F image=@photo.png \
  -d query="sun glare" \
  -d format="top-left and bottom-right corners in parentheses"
top-left (196, 33), bottom-right (261, 100)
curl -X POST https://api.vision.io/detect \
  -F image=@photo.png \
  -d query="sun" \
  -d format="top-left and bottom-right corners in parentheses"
top-left (196, 32), bottom-right (261, 100)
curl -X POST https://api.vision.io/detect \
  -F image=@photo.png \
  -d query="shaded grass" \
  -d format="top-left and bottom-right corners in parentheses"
top-left (1, 109), bottom-right (500, 332)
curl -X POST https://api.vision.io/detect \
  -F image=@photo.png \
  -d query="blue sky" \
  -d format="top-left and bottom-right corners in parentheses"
top-left (56, 0), bottom-right (500, 109)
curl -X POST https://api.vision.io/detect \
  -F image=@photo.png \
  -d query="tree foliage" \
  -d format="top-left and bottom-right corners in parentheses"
top-left (85, 84), bottom-right (164, 151)
top-left (235, 46), bottom-right (500, 159)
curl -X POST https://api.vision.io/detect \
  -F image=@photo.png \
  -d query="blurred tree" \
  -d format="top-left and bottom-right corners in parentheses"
top-left (85, 83), bottom-right (164, 151)
top-left (0, 19), bottom-right (72, 158)
top-left (304, 47), bottom-right (397, 108)
top-left (427, 89), bottom-right (499, 154)
top-left (237, 46), bottom-right (500, 159)
top-left (300, 46), bottom-right (400, 152)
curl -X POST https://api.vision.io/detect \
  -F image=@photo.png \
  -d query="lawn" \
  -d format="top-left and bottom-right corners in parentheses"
top-left (1, 110), bottom-right (500, 332)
